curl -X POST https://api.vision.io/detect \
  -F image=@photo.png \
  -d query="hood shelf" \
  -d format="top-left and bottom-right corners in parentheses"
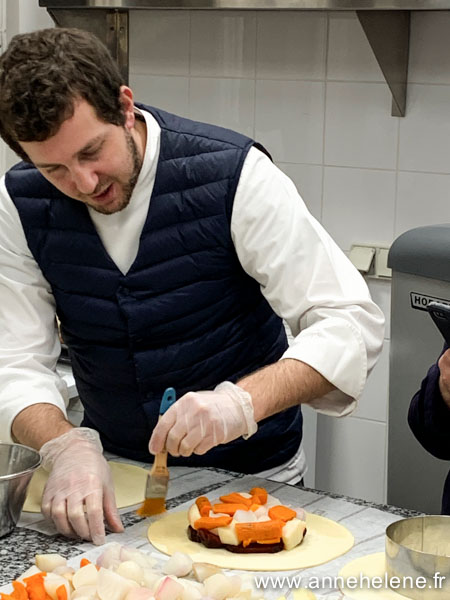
top-left (39, 1), bottom-right (450, 116)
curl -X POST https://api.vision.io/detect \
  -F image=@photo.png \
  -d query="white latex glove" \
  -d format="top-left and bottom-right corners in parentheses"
top-left (40, 427), bottom-right (124, 545)
top-left (149, 381), bottom-right (258, 457)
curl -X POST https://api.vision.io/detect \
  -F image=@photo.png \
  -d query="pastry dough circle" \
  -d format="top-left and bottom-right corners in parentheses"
top-left (338, 553), bottom-right (404, 599)
top-left (147, 510), bottom-right (354, 571)
top-left (23, 461), bottom-right (148, 512)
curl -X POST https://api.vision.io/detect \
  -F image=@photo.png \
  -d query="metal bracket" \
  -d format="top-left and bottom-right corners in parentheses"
top-left (47, 8), bottom-right (129, 84)
top-left (356, 10), bottom-right (410, 117)
top-left (45, 5), bottom-right (410, 116)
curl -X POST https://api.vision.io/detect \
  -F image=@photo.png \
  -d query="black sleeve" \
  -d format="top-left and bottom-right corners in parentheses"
top-left (408, 343), bottom-right (450, 460)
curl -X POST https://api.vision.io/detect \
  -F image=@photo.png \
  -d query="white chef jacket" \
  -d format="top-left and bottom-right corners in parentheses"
top-left (0, 108), bottom-right (384, 482)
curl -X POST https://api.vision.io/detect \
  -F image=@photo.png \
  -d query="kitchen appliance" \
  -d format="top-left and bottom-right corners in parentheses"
top-left (388, 224), bottom-right (450, 514)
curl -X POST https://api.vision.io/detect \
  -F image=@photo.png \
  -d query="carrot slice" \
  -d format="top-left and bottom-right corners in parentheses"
top-left (56, 585), bottom-right (68, 600)
top-left (11, 581), bottom-right (28, 600)
top-left (23, 572), bottom-right (49, 600)
top-left (212, 503), bottom-right (249, 515)
top-left (195, 496), bottom-right (212, 517)
top-left (235, 520), bottom-right (283, 545)
top-left (268, 505), bottom-right (297, 522)
top-left (250, 487), bottom-right (268, 504)
top-left (219, 493), bottom-right (252, 507)
top-left (194, 515), bottom-right (232, 530)
top-left (249, 503), bottom-right (261, 511)
top-left (80, 558), bottom-right (91, 568)
top-left (0, 593), bottom-right (15, 600)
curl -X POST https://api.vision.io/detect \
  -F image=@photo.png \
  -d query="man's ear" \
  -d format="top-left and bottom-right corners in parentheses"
top-left (119, 86), bottom-right (135, 129)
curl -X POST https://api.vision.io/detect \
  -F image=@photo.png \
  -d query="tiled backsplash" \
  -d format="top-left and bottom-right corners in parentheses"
top-left (2, 6), bottom-right (449, 505)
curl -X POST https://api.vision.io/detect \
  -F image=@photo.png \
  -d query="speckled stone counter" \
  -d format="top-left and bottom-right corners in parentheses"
top-left (0, 464), bottom-right (422, 599)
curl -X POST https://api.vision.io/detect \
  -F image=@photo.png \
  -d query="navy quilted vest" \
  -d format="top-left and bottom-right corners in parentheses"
top-left (6, 105), bottom-right (303, 472)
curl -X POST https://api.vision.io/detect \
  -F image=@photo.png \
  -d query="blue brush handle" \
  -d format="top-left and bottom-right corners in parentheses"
top-left (159, 387), bottom-right (177, 415)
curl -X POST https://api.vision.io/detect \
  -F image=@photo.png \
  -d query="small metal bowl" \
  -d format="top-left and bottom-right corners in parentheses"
top-left (386, 515), bottom-right (450, 600)
top-left (0, 442), bottom-right (41, 537)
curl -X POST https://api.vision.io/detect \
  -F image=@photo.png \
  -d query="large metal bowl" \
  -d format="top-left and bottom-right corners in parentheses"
top-left (0, 443), bottom-right (41, 537)
top-left (386, 515), bottom-right (450, 600)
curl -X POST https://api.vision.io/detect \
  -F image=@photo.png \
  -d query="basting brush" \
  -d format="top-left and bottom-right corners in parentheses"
top-left (137, 387), bottom-right (177, 517)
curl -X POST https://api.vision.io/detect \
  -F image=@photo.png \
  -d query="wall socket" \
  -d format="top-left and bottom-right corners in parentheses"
top-left (349, 244), bottom-right (392, 279)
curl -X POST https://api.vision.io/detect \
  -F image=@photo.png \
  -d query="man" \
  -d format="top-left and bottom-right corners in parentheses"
top-left (0, 28), bottom-right (384, 545)
top-left (409, 345), bottom-right (450, 514)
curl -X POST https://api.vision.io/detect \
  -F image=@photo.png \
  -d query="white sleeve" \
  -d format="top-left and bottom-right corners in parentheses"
top-left (0, 175), bottom-right (69, 442)
top-left (231, 147), bottom-right (385, 417)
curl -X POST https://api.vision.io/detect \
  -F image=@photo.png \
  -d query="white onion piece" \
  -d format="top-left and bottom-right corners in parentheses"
top-left (43, 573), bottom-right (71, 600)
top-left (181, 583), bottom-right (203, 600)
top-left (192, 563), bottom-right (222, 583)
top-left (124, 587), bottom-right (155, 600)
top-left (97, 543), bottom-right (122, 569)
top-left (232, 510), bottom-right (256, 523)
top-left (163, 553), bottom-right (193, 578)
top-left (121, 547), bottom-right (156, 569)
top-left (142, 571), bottom-right (164, 592)
top-left (203, 574), bottom-right (234, 600)
top-left (72, 564), bottom-right (99, 589)
top-left (71, 585), bottom-right (98, 600)
top-left (35, 554), bottom-right (67, 572)
top-left (116, 560), bottom-right (144, 584)
top-left (252, 507), bottom-right (266, 519)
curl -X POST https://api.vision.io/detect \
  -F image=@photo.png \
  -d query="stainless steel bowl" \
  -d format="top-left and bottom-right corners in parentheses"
top-left (386, 515), bottom-right (450, 600)
top-left (0, 443), bottom-right (41, 537)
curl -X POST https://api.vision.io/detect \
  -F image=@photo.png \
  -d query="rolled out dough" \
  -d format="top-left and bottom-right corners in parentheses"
top-left (23, 461), bottom-right (148, 512)
top-left (147, 510), bottom-right (354, 571)
top-left (338, 553), bottom-right (406, 600)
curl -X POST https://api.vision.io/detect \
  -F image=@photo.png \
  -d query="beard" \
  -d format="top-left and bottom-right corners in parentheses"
top-left (89, 128), bottom-right (142, 215)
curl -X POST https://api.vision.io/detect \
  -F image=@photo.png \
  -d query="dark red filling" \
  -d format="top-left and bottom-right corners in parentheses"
top-left (188, 525), bottom-right (287, 554)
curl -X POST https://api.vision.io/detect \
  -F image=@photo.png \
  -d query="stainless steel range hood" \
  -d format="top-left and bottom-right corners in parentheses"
top-left (38, 1), bottom-right (450, 116)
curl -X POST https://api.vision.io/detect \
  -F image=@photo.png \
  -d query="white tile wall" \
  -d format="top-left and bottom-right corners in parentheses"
top-left (322, 166), bottom-right (396, 252)
top-left (327, 12), bottom-right (384, 83)
top-left (190, 77), bottom-right (255, 136)
top-left (256, 12), bottom-right (327, 80)
top-left (315, 415), bottom-right (387, 504)
top-left (324, 82), bottom-right (399, 170)
top-left (4, 7), bottom-right (450, 505)
top-left (190, 11), bottom-right (257, 78)
top-left (255, 79), bottom-right (325, 163)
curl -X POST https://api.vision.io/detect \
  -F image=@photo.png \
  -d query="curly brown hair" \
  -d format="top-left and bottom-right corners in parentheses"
top-left (0, 27), bottom-right (125, 162)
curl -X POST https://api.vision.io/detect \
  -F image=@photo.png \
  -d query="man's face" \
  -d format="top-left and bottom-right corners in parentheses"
top-left (20, 98), bottom-right (143, 215)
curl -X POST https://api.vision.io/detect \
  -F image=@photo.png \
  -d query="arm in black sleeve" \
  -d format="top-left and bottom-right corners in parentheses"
top-left (408, 344), bottom-right (450, 460)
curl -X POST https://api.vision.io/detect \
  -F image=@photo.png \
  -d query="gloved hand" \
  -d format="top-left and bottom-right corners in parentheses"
top-left (149, 381), bottom-right (258, 457)
top-left (40, 427), bottom-right (124, 545)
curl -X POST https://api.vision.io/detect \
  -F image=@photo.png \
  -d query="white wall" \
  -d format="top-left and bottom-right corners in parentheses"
top-left (2, 7), bottom-right (450, 504)
top-left (1, 1), bottom-right (53, 172)
top-left (128, 9), bottom-right (450, 504)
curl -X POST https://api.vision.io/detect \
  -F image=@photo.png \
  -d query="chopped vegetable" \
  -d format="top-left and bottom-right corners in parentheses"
top-left (219, 493), bottom-right (252, 507)
top-left (194, 516), bottom-right (232, 530)
top-left (80, 558), bottom-right (91, 568)
top-left (23, 572), bottom-right (50, 600)
top-left (212, 503), bottom-right (248, 515)
top-left (249, 487), bottom-right (268, 504)
top-left (268, 505), bottom-right (297, 522)
top-left (56, 585), bottom-right (68, 600)
top-left (235, 520), bottom-right (283, 546)
top-left (11, 581), bottom-right (28, 600)
top-left (195, 496), bottom-right (212, 517)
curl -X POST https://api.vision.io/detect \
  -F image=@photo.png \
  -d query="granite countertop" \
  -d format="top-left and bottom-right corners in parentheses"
top-left (0, 463), bottom-right (423, 599)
